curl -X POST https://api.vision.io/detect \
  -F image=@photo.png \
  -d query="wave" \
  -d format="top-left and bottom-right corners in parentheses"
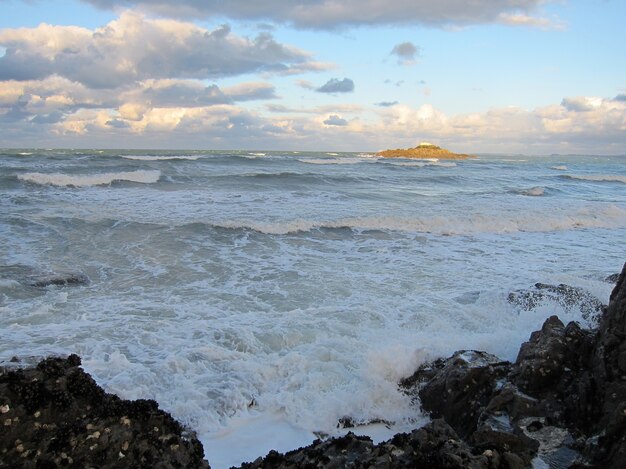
top-left (121, 155), bottom-right (201, 161)
top-left (298, 158), bottom-right (368, 165)
top-left (383, 160), bottom-right (457, 168)
top-left (18, 170), bottom-right (161, 187)
top-left (518, 187), bottom-right (545, 197)
top-left (562, 174), bottom-right (626, 184)
top-left (212, 205), bottom-right (626, 236)
top-left (551, 165), bottom-right (568, 171)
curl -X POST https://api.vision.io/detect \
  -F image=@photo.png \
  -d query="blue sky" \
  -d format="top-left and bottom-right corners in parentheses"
top-left (0, 0), bottom-right (624, 153)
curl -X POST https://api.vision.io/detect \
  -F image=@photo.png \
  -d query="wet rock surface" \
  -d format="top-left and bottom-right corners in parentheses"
top-left (0, 264), bottom-right (90, 289)
top-left (0, 355), bottom-right (209, 468)
top-left (508, 282), bottom-right (605, 324)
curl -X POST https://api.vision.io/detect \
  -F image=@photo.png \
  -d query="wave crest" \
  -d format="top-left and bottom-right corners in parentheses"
top-left (563, 174), bottom-right (626, 184)
top-left (18, 170), bottom-right (161, 187)
top-left (121, 155), bottom-right (201, 161)
top-left (215, 205), bottom-right (626, 235)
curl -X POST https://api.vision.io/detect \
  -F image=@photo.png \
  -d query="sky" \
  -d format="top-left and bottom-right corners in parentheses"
top-left (0, 0), bottom-right (625, 154)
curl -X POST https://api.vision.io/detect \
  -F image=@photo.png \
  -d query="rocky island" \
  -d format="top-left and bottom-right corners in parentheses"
top-left (2, 262), bottom-right (625, 468)
top-left (377, 142), bottom-right (474, 159)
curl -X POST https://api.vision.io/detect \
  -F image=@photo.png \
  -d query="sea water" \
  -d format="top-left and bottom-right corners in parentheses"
top-left (1, 149), bottom-right (625, 467)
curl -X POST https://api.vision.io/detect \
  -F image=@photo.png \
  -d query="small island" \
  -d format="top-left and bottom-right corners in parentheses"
top-left (377, 142), bottom-right (474, 159)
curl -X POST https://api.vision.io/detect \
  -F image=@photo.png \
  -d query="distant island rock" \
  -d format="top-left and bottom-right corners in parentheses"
top-left (377, 142), bottom-right (474, 159)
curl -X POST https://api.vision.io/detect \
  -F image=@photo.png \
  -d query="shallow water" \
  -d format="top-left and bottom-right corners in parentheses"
top-left (1, 149), bottom-right (625, 467)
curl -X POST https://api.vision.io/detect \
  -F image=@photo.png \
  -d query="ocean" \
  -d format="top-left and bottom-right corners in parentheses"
top-left (1, 149), bottom-right (625, 468)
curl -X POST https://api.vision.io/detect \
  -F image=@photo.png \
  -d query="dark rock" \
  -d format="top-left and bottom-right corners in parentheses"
top-left (0, 264), bottom-right (90, 288)
top-left (508, 283), bottom-right (605, 324)
top-left (588, 262), bottom-right (626, 468)
top-left (605, 273), bottom-right (620, 284)
top-left (29, 272), bottom-right (90, 288)
top-left (409, 350), bottom-right (510, 439)
top-left (0, 354), bottom-right (209, 468)
top-left (240, 419), bottom-right (494, 469)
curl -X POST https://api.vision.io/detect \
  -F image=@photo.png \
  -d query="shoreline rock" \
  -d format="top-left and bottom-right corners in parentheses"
top-left (0, 355), bottom-right (209, 468)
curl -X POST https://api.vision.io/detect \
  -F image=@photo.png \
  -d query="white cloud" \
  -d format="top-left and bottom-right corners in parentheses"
top-left (82, 1), bottom-right (556, 29)
top-left (0, 11), bottom-right (322, 88)
top-left (497, 12), bottom-right (565, 30)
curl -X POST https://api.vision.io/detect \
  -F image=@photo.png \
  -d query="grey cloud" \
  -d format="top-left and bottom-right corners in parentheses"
top-left (31, 112), bottom-right (66, 124)
top-left (81, 1), bottom-right (550, 29)
top-left (106, 119), bottom-right (130, 128)
top-left (317, 78), bottom-right (354, 93)
top-left (143, 83), bottom-right (231, 107)
top-left (0, 13), bottom-right (319, 88)
top-left (561, 97), bottom-right (594, 112)
top-left (390, 42), bottom-right (420, 65)
top-left (376, 101), bottom-right (399, 107)
top-left (614, 94), bottom-right (626, 102)
top-left (223, 82), bottom-right (278, 101)
top-left (323, 115), bottom-right (348, 126)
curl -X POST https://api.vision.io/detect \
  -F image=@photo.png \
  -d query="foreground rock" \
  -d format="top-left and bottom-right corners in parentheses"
top-left (400, 262), bottom-right (626, 468)
top-left (0, 355), bottom-right (209, 468)
top-left (377, 142), bottom-right (474, 159)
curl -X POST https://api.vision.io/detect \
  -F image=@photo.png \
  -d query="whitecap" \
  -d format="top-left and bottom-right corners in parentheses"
top-left (520, 187), bottom-right (545, 196)
top-left (121, 155), bottom-right (201, 161)
top-left (18, 170), bottom-right (161, 187)
top-left (216, 205), bottom-right (626, 236)
top-left (564, 174), bottom-right (626, 184)
top-left (551, 165), bottom-right (567, 171)
top-left (298, 158), bottom-right (366, 165)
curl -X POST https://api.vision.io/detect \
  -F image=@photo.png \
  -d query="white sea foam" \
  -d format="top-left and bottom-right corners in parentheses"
top-left (551, 165), bottom-right (568, 171)
top-left (216, 205), bottom-right (626, 235)
top-left (385, 160), bottom-right (457, 168)
top-left (18, 170), bottom-right (161, 187)
top-left (121, 155), bottom-right (201, 161)
top-left (298, 157), bottom-right (367, 165)
top-left (565, 174), bottom-right (626, 184)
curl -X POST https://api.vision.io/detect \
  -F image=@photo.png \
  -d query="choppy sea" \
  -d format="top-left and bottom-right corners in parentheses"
top-left (1, 149), bottom-right (625, 467)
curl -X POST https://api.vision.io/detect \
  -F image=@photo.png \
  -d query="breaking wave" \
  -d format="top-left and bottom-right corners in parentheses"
top-left (121, 155), bottom-right (201, 161)
top-left (518, 187), bottom-right (545, 197)
top-left (562, 174), bottom-right (626, 184)
top-left (18, 170), bottom-right (161, 187)
top-left (213, 205), bottom-right (626, 235)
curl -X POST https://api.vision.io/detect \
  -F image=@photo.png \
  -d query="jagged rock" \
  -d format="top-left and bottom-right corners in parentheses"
top-left (404, 350), bottom-right (510, 439)
top-left (605, 273), bottom-right (620, 284)
top-left (589, 262), bottom-right (626, 468)
top-left (240, 419), bottom-right (494, 469)
top-left (0, 355), bottom-right (209, 468)
top-left (507, 283), bottom-right (605, 324)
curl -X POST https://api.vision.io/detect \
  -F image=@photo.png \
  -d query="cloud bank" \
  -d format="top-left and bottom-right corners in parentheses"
top-left (82, 0), bottom-right (556, 29)
top-left (0, 11), bottom-right (325, 88)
